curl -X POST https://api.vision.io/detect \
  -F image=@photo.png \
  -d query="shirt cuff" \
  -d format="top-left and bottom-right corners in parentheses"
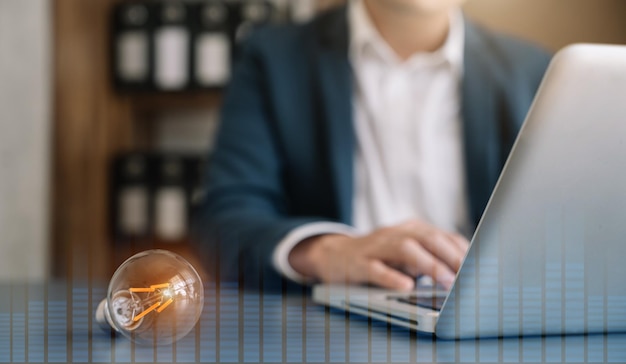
top-left (272, 222), bottom-right (358, 284)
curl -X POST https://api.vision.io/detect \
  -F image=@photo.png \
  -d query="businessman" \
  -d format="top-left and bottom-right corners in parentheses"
top-left (196, 0), bottom-right (551, 291)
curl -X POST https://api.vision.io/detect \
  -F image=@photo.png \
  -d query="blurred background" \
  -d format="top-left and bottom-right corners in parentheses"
top-left (1, 0), bottom-right (625, 283)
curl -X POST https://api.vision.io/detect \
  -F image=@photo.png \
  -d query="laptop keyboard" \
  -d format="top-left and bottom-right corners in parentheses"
top-left (388, 295), bottom-right (446, 311)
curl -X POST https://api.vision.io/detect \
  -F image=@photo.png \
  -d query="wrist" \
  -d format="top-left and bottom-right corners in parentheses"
top-left (288, 234), bottom-right (346, 280)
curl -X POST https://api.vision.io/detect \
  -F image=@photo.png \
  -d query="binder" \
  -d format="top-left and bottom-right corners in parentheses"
top-left (111, 153), bottom-right (152, 241)
top-left (153, 154), bottom-right (188, 242)
top-left (110, 152), bottom-right (208, 245)
top-left (190, 0), bottom-right (232, 88)
top-left (153, 2), bottom-right (191, 90)
top-left (111, 0), bottom-right (287, 93)
top-left (112, 2), bottom-right (154, 91)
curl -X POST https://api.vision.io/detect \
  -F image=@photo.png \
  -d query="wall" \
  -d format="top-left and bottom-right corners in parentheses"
top-left (463, 0), bottom-right (626, 51)
top-left (0, 0), bottom-right (51, 280)
top-left (316, 0), bottom-right (626, 49)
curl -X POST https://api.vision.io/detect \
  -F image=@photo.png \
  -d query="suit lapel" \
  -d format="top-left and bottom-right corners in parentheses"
top-left (461, 21), bottom-right (502, 225)
top-left (313, 6), bottom-right (355, 224)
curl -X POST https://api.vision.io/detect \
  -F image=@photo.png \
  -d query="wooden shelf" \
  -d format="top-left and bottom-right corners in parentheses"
top-left (52, 0), bottom-right (331, 282)
top-left (124, 90), bottom-right (223, 113)
top-left (53, 0), bottom-right (223, 281)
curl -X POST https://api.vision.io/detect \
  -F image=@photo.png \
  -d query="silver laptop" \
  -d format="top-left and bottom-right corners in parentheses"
top-left (313, 44), bottom-right (626, 339)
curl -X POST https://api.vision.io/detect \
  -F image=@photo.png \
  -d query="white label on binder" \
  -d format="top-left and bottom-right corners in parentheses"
top-left (119, 186), bottom-right (148, 235)
top-left (155, 187), bottom-right (187, 241)
top-left (195, 33), bottom-right (230, 86)
top-left (117, 31), bottom-right (148, 82)
top-left (154, 26), bottom-right (189, 90)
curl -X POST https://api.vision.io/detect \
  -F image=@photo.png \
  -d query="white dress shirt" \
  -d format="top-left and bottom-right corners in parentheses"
top-left (272, 0), bottom-right (469, 283)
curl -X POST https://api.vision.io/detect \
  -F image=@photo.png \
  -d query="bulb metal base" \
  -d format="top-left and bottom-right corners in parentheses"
top-left (95, 299), bottom-right (116, 332)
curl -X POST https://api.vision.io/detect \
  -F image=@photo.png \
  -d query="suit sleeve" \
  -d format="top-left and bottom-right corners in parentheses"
top-left (191, 34), bottom-right (326, 291)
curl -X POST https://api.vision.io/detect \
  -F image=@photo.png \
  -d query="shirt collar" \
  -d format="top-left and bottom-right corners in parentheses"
top-left (348, 0), bottom-right (465, 74)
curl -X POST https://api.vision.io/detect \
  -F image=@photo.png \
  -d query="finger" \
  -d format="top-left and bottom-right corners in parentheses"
top-left (413, 230), bottom-right (466, 272)
top-left (447, 232), bottom-right (470, 256)
top-left (395, 220), bottom-right (466, 271)
top-left (431, 264), bottom-right (457, 290)
top-left (365, 260), bottom-right (414, 291)
top-left (367, 236), bottom-right (425, 276)
top-left (404, 242), bottom-right (456, 289)
top-left (448, 233), bottom-right (470, 271)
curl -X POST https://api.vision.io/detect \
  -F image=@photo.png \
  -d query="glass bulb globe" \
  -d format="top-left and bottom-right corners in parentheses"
top-left (95, 250), bottom-right (204, 345)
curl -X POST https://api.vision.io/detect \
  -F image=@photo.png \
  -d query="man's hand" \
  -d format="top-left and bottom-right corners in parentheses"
top-left (288, 219), bottom-right (469, 291)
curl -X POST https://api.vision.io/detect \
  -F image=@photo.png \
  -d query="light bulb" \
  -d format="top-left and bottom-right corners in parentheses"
top-left (95, 250), bottom-right (204, 345)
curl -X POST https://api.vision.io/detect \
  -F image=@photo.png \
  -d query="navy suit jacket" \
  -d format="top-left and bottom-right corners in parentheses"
top-left (194, 6), bottom-right (552, 290)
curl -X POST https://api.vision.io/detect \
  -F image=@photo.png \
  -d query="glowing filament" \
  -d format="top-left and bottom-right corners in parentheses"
top-left (156, 298), bottom-right (174, 313)
top-left (133, 302), bottom-right (161, 321)
top-left (129, 283), bottom-right (175, 321)
top-left (150, 283), bottom-right (170, 289)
